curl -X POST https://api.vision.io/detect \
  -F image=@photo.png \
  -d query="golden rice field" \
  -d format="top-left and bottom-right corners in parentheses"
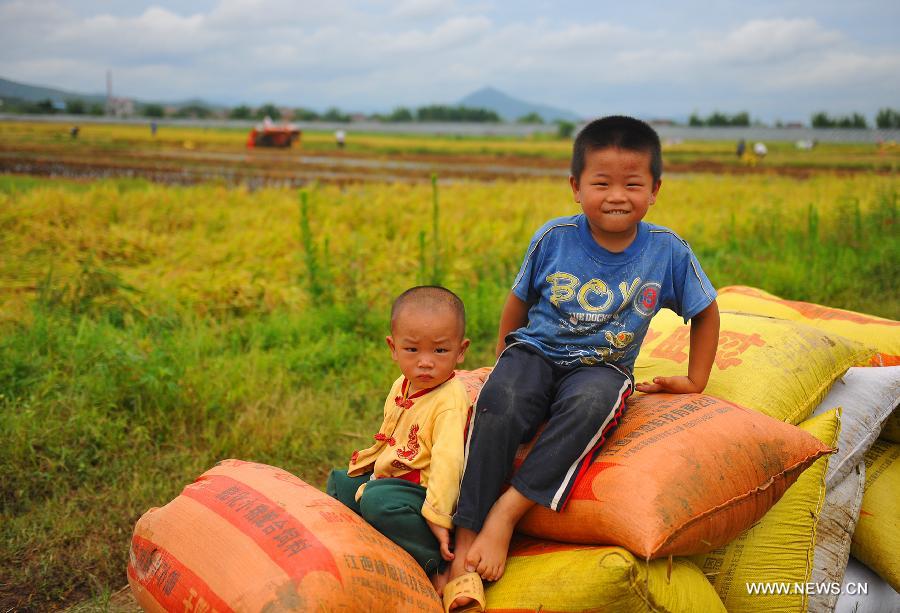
top-left (2, 172), bottom-right (897, 321)
top-left (0, 146), bottom-right (898, 609)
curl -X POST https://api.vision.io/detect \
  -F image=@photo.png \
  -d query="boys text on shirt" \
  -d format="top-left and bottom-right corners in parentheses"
top-left (510, 215), bottom-right (716, 371)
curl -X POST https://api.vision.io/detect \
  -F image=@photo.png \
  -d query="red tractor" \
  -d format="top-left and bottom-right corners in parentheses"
top-left (246, 120), bottom-right (301, 148)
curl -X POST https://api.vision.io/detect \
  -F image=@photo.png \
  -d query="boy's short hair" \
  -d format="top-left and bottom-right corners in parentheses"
top-left (571, 115), bottom-right (663, 185)
top-left (391, 286), bottom-right (466, 336)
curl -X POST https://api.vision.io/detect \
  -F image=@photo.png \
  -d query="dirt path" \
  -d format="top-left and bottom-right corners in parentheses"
top-left (0, 144), bottom-right (877, 187)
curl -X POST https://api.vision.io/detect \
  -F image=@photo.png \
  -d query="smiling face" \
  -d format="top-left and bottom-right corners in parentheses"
top-left (386, 305), bottom-right (469, 394)
top-left (570, 146), bottom-right (661, 252)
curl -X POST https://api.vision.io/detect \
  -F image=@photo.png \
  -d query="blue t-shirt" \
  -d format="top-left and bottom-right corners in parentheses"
top-left (509, 215), bottom-right (716, 371)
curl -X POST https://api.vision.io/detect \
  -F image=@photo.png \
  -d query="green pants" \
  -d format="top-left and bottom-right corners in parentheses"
top-left (326, 469), bottom-right (444, 575)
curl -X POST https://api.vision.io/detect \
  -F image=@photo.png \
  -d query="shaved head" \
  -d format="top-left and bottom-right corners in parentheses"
top-left (390, 286), bottom-right (466, 337)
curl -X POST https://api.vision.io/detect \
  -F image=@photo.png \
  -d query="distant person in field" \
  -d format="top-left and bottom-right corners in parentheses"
top-left (327, 286), bottom-right (471, 594)
top-left (445, 116), bottom-right (720, 612)
top-left (335, 129), bottom-right (346, 149)
top-left (736, 138), bottom-right (746, 158)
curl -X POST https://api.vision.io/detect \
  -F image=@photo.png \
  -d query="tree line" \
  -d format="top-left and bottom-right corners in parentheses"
top-left (689, 109), bottom-right (900, 129)
top-left (3, 96), bottom-right (900, 129)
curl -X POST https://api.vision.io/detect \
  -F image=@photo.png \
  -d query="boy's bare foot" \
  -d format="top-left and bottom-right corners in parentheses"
top-left (464, 507), bottom-right (514, 581)
top-left (462, 487), bottom-right (534, 582)
top-left (446, 528), bottom-right (477, 611)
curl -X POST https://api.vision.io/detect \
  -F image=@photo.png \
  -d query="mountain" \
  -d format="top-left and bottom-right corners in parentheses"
top-left (0, 77), bottom-right (106, 104)
top-left (0, 76), bottom-right (225, 110)
top-left (458, 87), bottom-right (581, 123)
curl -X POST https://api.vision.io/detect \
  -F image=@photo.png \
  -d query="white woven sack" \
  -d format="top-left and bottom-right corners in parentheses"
top-left (810, 366), bottom-right (900, 487)
top-left (834, 556), bottom-right (900, 613)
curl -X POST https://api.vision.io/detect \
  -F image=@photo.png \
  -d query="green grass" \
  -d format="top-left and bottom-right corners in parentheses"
top-left (0, 172), bottom-right (898, 609)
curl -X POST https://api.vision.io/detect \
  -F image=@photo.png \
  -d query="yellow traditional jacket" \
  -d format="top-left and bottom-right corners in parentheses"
top-left (347, 374), bottom-right (469, 529)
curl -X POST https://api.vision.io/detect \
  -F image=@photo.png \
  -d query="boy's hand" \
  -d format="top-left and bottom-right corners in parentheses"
top-left (636, 375), bottom-right (704, 394)
top-left (637, 301), bottom-right (720, 395)
top-left (426, 519), bottom-right (455, 561)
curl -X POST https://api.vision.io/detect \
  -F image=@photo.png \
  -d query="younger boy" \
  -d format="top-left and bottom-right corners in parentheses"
top-left (327, 285), bottom-right (471, 592)
top-left (445, 116), bottom-right (720, 611)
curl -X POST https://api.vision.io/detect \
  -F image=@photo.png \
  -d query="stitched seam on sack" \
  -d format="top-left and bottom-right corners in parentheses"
top-left (623, 553), bottom-right (658, 612)
top-left (804, 412), bottom-right (840, 612)
top-left (652, 446), bottom-right (835, 558)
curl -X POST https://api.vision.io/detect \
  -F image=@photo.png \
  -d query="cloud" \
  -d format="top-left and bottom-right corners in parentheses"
top-left (52, 8), bottom-right (214, 62)
top-left (390, 0), bottom-right (454, 19)
top-left (374, 16), bottom-right (492, 55)
top-left (1, 1), bottom-right (897, 120)
top-left (702, 18), bottom-right (844, 65)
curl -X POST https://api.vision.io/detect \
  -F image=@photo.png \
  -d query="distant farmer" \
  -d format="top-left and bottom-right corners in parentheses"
top-left (150, 121), bottom-right (158, 137)
top-left (736, 138), bottom-right (746, 158)
top-left (70, 126), bottom-right (79, 139)
top-left (335, 129), bottom-right (346, 149)
top-left (753, 142), bottom-right (768, 158)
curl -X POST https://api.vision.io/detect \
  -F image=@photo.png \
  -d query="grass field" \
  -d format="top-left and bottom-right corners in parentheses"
top-left (0, 140), bottom-right (898, 609)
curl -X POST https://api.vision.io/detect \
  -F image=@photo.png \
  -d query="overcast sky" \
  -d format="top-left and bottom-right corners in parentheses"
top-left (2, 0), bottom-right (898, 123)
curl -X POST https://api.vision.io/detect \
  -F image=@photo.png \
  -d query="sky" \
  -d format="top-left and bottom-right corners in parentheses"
top-left (1, 0), bottom-right (899, 123)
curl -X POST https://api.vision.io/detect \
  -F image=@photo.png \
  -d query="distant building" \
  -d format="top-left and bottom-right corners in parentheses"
top-left (104, 69), bottom-right (133, 117)
top-left (106, 96), bottom-right (134, 117)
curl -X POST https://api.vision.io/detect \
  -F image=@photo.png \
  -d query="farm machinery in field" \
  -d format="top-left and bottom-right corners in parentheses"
top-left (246, 118), bottom-right (301, 148)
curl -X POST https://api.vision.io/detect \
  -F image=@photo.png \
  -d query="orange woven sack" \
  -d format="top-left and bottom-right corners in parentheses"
top-left (515, 393), bottom-right (833, 559)
top-left (127, 460), bottom-right (442, 612)
top-left (716, 285), bottom-right (900, 365)
top-left (456, 367), bottom-right (493, 405)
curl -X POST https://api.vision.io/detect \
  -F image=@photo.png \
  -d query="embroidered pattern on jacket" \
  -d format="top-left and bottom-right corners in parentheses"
top-left (374, 432), bottom-right (396, 446)
top-left (396, 424), bottom-right (420, 460)
top-left (391, 460), bottom-right (413, 471)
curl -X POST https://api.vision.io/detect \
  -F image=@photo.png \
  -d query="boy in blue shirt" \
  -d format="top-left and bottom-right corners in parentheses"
top-left (443, 116), bottom-right (720, 612)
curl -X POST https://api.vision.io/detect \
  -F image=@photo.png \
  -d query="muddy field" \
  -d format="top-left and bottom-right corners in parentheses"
top-left (0, 140), bottom-right (887, 188)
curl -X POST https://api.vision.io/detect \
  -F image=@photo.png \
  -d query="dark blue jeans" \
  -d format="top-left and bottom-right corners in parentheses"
top-left (453, 342), bottom-right (632, 532)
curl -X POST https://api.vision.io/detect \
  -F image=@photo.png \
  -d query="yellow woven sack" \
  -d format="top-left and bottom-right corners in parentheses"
top-left (635, 309), bottom-right (872, 424)
top-left (690, 409), bottom-right (840, 613)
top-left (716, 285), bottom-right (900, 365)
top-left (881, 409), bottom-right (900, 444)
top-left (485, 536), bottom-right (725, 613)
top-left (850, 440), bottom-right (900, 591)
